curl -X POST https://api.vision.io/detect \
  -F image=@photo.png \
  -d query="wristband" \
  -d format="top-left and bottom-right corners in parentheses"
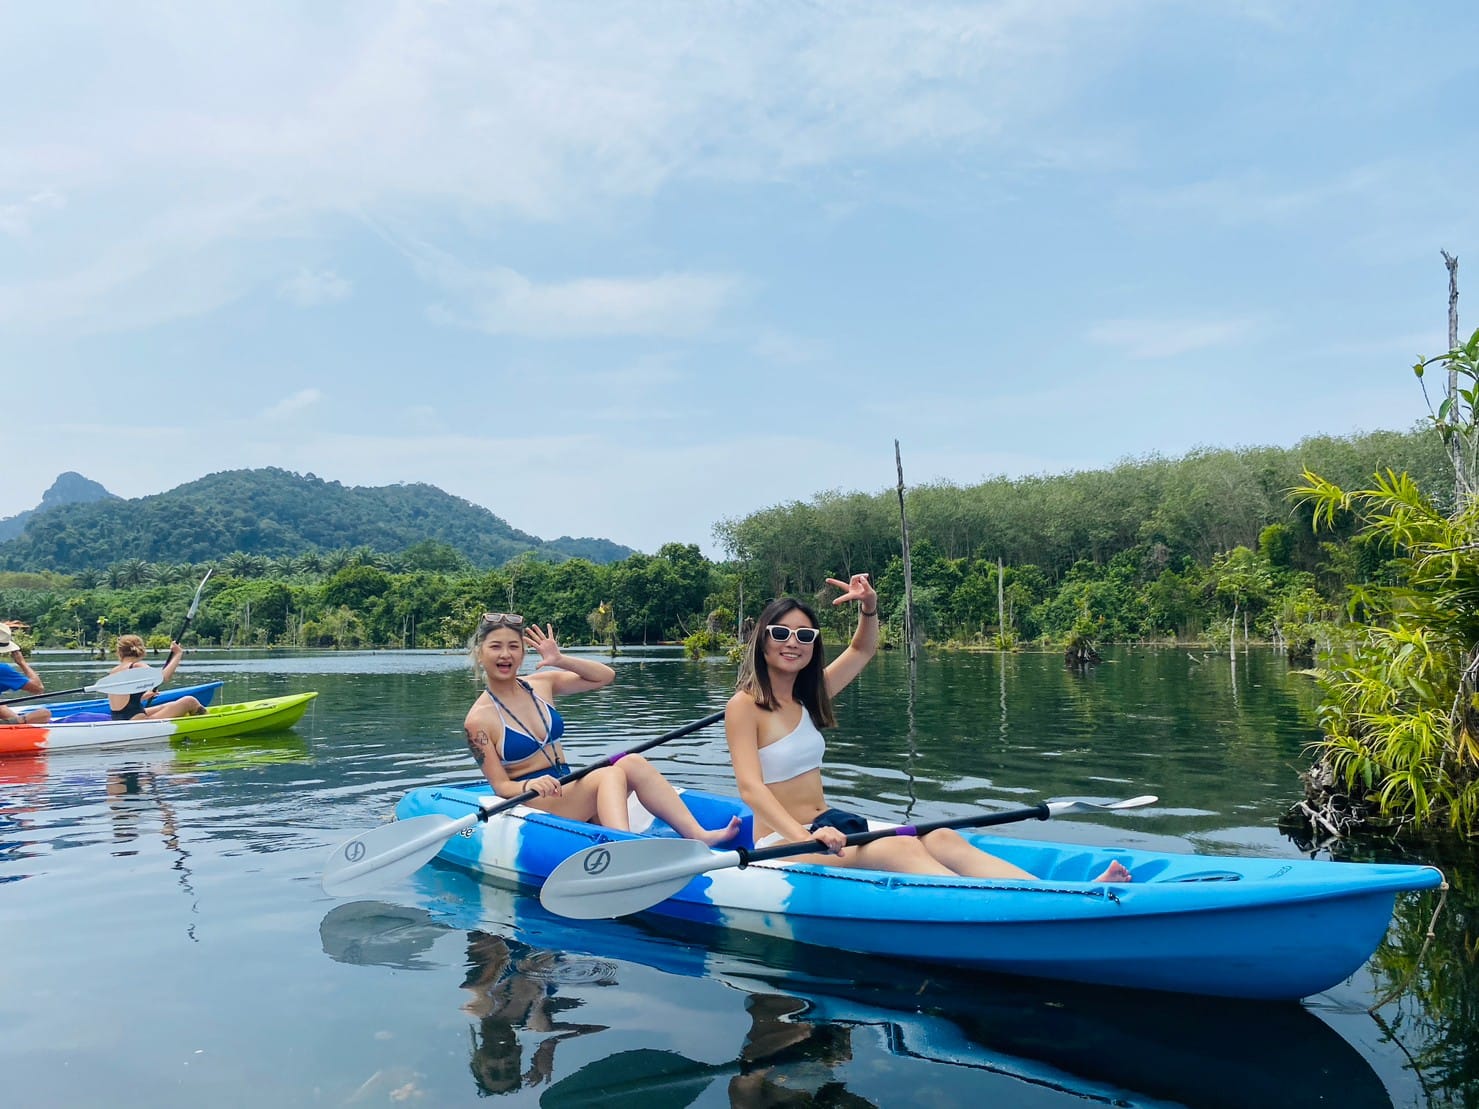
top-left (860, 607), bottom-right (878, 618)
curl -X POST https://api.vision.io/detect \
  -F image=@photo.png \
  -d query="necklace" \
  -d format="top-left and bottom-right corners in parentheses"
top-left (486, 682), bottom-right (552, 747)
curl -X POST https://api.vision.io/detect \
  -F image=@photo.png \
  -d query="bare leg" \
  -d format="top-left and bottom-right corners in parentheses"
top-left (920, 828), bottom-right (1036, 880)
top-left (145, 696), bottom-right (203, 720)
top-left (617, 755), bottom-right (742, 845)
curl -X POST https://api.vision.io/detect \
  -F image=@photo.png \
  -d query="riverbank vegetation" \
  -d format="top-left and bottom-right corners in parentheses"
top-left (1294, 325), bottom-right (1479, 840)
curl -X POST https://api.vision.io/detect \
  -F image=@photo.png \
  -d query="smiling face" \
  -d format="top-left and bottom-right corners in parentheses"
top-left (477, 627), bottom-right (525, 683)
top-left (763, 608), bottom-right (819, 676)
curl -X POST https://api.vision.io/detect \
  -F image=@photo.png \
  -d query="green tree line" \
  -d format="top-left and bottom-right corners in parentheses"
top-left (0, 428), bottom-right (1444, 655)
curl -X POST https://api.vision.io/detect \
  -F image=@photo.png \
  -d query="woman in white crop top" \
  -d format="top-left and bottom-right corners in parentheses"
top-left (724, 576), bottom-right (1131, 883)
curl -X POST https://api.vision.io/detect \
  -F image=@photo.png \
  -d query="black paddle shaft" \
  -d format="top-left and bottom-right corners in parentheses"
top-left (735, 802), bottom-right (1054, 866)
top-left (473, 708), bottom-right (726, 825)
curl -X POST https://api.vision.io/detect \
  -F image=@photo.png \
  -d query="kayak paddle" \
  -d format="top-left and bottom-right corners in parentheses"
top-left (321, 708), bottom-right (727, 896)
top-left (175, 568), bottom-right (212, 642)
top-left (2, 666), bottom-right (168, 708)
top-left (539, 794), bottom-right (1158, 920)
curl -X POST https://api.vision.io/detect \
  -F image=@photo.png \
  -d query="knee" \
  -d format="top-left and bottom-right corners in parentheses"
top-left (617, 754), bottom-right (653, 779)
top-left (590, 765), bottom-right (627, 789)
top-left (923, 829), bottom-right (966, 849)
top-left (183, 697), bottom-right (202, 713)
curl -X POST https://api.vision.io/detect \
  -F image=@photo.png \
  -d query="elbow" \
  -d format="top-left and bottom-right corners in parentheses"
top-left (23, 678), bottom-right (43, 694)
top-left (735, 779), bottom-right (767, 809)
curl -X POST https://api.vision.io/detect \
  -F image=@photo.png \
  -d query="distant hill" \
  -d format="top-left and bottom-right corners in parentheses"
top-left (0, 467), bottom-right (635, 571)
top-left (0, 472), bottom-right (118, 543)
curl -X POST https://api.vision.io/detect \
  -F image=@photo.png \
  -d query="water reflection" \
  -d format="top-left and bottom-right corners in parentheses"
top-left (321, 865), bottom-right (1396, 1109)
top-left (461, 931), bottom-right (611, 1096)
top-left (544, 993), bottom-right (870, 1108)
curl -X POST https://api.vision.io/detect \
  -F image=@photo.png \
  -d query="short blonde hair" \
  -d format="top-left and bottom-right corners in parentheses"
top-left (115, 634), bottom-right (147, 660)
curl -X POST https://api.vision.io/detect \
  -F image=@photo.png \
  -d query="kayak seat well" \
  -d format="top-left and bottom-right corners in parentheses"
top-left (633, 790), bottom-right (753, 850)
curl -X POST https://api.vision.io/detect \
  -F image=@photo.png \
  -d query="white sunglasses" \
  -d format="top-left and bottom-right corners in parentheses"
top-left (765, 625), bottom-right (820, 644)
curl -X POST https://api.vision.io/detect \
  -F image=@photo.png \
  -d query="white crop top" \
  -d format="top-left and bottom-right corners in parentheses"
top-left (757, 710), bottom-right (826, 784)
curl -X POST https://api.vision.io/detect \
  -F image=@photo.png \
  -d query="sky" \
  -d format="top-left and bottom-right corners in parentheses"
top-left (3, 1), bottom-right (1477, 558)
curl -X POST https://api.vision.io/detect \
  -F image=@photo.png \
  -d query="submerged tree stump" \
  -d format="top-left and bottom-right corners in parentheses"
top-left (1064, 636), bottom-right (1100, 667)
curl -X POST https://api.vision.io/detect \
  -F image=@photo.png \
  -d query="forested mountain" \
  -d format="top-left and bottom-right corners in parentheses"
top-left (0, 467), bottom-right (633, 571)
top-left (0, 472), bottom-right (117, 543)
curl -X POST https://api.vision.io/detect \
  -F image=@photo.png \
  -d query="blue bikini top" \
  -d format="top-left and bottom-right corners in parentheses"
top-left (486, 681), bottom-right (565, 769)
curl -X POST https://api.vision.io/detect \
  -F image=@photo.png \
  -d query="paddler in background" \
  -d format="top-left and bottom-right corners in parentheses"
top-left (0, 622), bottom-right (50, 723)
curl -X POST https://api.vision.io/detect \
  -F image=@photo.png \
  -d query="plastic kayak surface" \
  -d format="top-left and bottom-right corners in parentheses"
top-left (395, 781), bottom-right (1445, 1001)
top-left (0, 691), bottom-right (318, 755)
top-left (20, 681), bottom-right (227, 721)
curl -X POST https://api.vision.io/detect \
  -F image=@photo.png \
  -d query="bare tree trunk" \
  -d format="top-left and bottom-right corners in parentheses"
top-left (1442, 250), bottom-right (1466, 507)
top-left (895, 440), bottom-right (916, 666)
top-left (997, 555), bottom-right (1006, 644)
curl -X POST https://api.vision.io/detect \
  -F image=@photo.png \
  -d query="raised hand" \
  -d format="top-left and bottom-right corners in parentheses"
top-left (825, 572), bottom-right (876, 609)
top-left (523, 623), bottom-right (563, 669)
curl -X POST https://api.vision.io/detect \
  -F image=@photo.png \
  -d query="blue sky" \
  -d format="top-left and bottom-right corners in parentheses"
top-left (2, 1), bottom-right (1476, 558)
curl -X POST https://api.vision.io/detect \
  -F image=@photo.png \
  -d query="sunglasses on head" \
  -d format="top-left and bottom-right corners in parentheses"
top-left (480, 612), bottom-right (525, 629)
top-left (765, 624), bottom-right (819, 644)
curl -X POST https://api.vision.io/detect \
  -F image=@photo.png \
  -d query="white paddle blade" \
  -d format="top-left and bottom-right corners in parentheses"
top-left (540, 838), bottom-right (732, 920)
top-left (1046, 795), bottom-right (1158, 818)
top-left (89, 667), bottom-right (167, 695)
top-left (321, 812), bottom-right (474, 897)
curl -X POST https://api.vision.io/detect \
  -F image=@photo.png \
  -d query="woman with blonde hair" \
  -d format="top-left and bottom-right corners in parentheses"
top-left (464, 612), bottom-right (738, 844)
top-left (107, 635), bottom-right (203, 721)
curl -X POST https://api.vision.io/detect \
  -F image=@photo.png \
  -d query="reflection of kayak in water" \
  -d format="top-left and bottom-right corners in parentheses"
top-left (320, 868), bottom-right (1393, 1109)
top-left (0, 731), bottom-right (311, 789)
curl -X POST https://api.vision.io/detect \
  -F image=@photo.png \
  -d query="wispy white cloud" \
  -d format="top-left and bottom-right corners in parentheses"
top-left (751, 328), bottom-right (827, 365)
top-left (263, 388), bottom-right (322, 419)
top-left (425, 264), bottom-right (739, 338)
top-left (279, 268), bottom-right (351, 307)
top-left (0, 190), bottom-right (64, 236)
top-left (1088, 317), bottom-right (1257, 359)
top-left (0, 1), bottom-right (1137, 333)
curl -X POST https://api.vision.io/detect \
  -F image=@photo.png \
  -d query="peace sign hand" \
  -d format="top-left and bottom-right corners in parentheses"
top-left (825, 572), bottom-right (876, 610)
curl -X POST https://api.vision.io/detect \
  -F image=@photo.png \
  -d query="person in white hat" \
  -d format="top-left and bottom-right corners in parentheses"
top-left (0, 623), bottom-right (52, 723)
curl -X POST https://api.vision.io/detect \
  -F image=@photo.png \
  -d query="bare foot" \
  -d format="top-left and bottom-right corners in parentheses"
top-left (696, 815), bottom-right (743, 847)
top-left (1093, 860), bottom-right (1132, 883)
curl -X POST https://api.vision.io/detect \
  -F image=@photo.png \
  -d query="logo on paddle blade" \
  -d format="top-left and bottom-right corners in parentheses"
top-left (344, 841), bottom-right (366, 863)
top-left (583, 848), bottom-right (611, 875)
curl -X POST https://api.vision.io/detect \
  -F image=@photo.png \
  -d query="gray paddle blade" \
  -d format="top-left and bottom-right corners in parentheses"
top-left (92, 667), bottom-right (167, 695)
top-left (539, 837), bottom-right (726, 920)
top-left (1045, 795), bottom-right (1158, 817)
top-left (321, 812), bottom-right (472, 897)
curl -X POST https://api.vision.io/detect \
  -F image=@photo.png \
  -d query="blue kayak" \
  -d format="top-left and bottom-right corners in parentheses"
top-left (20, 681), bottom-right (225, 721)
top-left (394, 782), bottom-right (1445, 1002)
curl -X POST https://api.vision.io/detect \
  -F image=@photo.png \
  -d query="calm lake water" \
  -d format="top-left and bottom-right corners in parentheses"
top-left (2, 646), bottom-right (1475, 1107)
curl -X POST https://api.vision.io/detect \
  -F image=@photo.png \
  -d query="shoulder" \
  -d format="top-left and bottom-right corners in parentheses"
top-left (464, 694), bottom-right (495, 726)
top-left (0, 664), bottom-right (26, 691)
top-left (725, 689), bottom-right (762, 724)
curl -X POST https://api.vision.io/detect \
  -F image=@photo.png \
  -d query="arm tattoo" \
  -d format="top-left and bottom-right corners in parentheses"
top-left (466, 727), bottom-right (491, 761)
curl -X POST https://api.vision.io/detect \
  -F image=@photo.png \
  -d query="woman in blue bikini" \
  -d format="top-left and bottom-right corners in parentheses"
top-left (464, 612), bottom-right (739, 845)
top-left (725, 575), bottom-right (1131, 881)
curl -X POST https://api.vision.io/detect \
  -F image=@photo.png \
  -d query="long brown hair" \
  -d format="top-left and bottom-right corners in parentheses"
top-left (736, 597), bottom-right (836, 728)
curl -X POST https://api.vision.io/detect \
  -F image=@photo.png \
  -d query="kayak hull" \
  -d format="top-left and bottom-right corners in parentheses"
top-left (395, 782), bottom-right (1444, 1001)
top-left (24, 681), bottom-right (226, 721)
top-left (0, 692), bottom-right (318, 755)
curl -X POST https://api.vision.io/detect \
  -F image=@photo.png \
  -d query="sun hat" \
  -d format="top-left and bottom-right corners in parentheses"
top-left (0, 625), bottom-right (17, 653)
